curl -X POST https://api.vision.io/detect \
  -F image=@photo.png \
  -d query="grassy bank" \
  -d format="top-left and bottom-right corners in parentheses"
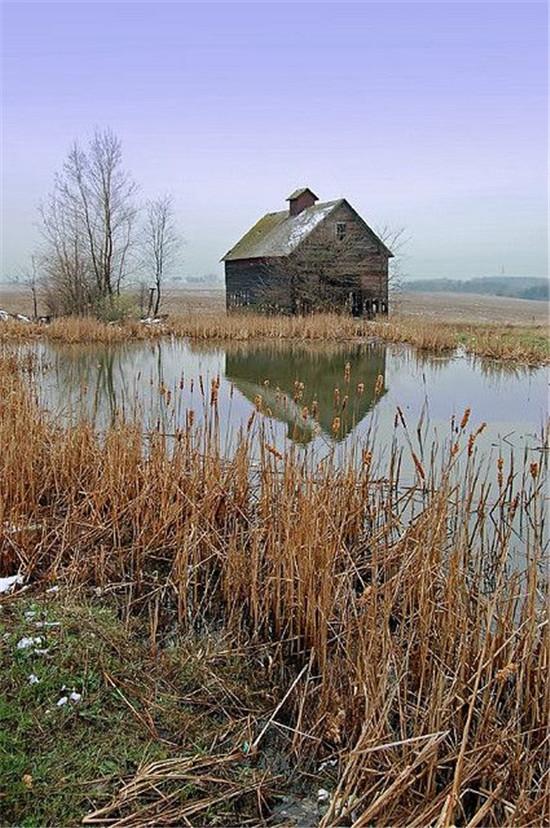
top-left (1, 311), bottom-right (548, 364)
top-left (1, 588), bottom-right (285, 826)
top-left (1, 351), bottom-right (548, 825)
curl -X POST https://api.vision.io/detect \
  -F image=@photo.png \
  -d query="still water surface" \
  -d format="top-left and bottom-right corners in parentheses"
top-left (32, 338), bottom-right (547, 481)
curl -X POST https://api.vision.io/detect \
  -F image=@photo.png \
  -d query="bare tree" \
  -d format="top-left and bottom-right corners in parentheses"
top-left (11, 255), bottom-right (40, 319)
top-left (142, 195), bottom-right (180, 317)
top-left (39, 129), bottom-right (138, 316)
top-left (375, 224), bottom-right (409, 294)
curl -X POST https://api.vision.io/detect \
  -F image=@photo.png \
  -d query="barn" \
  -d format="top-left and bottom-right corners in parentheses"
top-left (222, 188), bottom-right (393, 316)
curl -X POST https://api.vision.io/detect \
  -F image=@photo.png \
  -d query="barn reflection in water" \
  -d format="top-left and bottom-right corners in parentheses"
top-left (225, 343), bottom-right (387, 442)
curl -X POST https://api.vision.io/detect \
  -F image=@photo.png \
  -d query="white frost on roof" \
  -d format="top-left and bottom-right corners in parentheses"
top-left (283, 202), bottom-right (337, 251)
top-left (224, 200), bottom-right (342, 260)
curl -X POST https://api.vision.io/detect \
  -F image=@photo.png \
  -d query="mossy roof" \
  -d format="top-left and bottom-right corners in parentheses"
top-left (222, 200), bottom-right (342, 261)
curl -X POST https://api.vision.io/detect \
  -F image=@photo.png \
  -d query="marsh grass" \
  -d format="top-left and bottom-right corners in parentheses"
top-left (1, 311), bottom-right (547, 364)
top-left (1, 352), bottom-right (548, 825)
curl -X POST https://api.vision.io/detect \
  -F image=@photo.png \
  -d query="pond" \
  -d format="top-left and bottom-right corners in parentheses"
top-left (28, 337), bottom-right (547, 486)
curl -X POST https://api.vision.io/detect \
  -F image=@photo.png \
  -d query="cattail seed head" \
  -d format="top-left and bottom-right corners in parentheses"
top-left (460, 407), bottom-right (471, 430)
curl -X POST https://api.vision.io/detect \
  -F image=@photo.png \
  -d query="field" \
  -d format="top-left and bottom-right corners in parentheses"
top-left (1, 344), bottom-right (548, 826)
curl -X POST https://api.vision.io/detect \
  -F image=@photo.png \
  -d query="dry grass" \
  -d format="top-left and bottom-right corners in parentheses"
top-left (1, 350), bottom-right (548, 825)
top-left (1, 310), bottom-right (548, 365)
top-left (373, 316), bottom-right (549, 365)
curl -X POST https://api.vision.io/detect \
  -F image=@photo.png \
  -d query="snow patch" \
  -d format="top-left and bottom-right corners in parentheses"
top-left (0, 574), bottom-right (23, 595)
top-left (17, 636), bottom-right (43, 650)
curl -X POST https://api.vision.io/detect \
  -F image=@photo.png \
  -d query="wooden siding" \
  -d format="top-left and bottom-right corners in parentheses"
top-left (225, 201), bottom-right (389, 316)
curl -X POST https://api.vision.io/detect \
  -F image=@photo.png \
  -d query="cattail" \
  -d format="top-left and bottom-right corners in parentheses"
top-left (265, 443), bottom-right (283, 460)
top-left (210, 378), bottom-right (218, 406)
top-left (311, 399), bottom-right (319, 418)
top-left (460, 407), bottom-right (471, 430)
top-left (254, 394), bottom-right (262, 411)
top-left (357, 382), bottom-right (365, 395)
top-left (301, 406), bottom-right (309, 420)
top-left (362, 449), bottom-right (372, 468)
top-left (496, 662), bottom-right (517, 683)
top-left (341, 395), bottom-right (348, 411)
top-left (451, 442), bottom-right (460, 457)
top-left (467, 434), bottom-right (475, 456)
top-left (179, 376), bottom-right (184, 390)
top-left (374, 374), bottom-right (384, 397)
top-left (497, 456), bottom-right (504, 488)
top-left (412, 452), bottom-right (425, 480)
top-left (474, 421), bottom-right (487, 437)
top-left (165, 389), bottom-right (172, 407)
top-left (331, 416), bottom-right (341, 435)
top-left (334, 387), bottom-right (341, 407)
top-left (344, 362), bottom-right (351, 382)
top-left (530, 462), bottom-right (539, 480)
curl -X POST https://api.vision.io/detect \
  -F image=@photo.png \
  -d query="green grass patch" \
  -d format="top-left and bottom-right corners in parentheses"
top-left (0, 588), bottom-right (285, 826)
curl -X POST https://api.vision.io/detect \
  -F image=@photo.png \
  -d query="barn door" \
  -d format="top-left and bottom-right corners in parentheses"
top-left (351, 291), bottom-right (363, 317)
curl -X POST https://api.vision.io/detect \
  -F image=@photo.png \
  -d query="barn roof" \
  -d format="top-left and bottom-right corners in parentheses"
top-left (222, 199), bottom-right (342, 261)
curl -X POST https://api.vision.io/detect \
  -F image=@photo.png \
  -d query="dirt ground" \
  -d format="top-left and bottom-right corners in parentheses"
top-left (1, 283), bottom-right (548, 326)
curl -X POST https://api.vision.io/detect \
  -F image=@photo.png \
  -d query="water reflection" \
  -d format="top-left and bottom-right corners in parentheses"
top-left (32, 337), bottom-right (547, 472)
top-left (225, 342), bottom-right (386, 442)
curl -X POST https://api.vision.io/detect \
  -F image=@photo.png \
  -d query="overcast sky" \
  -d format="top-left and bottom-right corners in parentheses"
top-left (1, 1), bottom-right (547, 281)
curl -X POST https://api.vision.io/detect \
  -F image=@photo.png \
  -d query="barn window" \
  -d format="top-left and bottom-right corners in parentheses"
top-left (336, 222), bottom-right (347, 241)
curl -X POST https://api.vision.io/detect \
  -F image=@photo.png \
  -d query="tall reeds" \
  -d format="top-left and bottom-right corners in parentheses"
top-left (1, 312), bottom-right (547, 364)
top-left (1, 352), bottom-right (548, 825)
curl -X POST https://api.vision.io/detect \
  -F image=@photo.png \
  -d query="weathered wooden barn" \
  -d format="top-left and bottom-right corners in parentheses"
top-left (222, 188), bottom-right (393, 316)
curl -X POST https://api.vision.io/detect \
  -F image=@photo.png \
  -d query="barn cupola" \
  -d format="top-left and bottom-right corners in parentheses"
top-left (286, 187), bottom-right (319, 217)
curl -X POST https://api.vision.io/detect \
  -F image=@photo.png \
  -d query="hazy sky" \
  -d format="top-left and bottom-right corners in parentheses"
top-left (1, 0), bottom-right (547, 281)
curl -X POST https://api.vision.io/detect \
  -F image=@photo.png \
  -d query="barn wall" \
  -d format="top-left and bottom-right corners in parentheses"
top-left (225, 258), bottom-right (292, 312)
top-left (297, 202), bottom-right (389, 303)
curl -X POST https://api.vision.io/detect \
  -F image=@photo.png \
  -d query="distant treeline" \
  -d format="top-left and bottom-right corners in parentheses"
top-left (405, 277), bottom-right (549, 301)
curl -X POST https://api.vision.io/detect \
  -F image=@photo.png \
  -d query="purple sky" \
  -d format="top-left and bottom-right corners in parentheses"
top-left (1, 1), bottom-right (547, 281)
